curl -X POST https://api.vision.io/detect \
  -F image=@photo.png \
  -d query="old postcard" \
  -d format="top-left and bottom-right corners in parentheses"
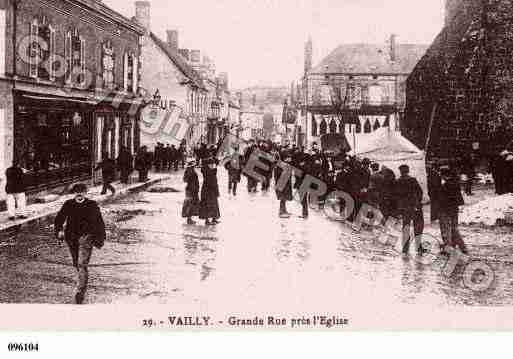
top-left (0, 0), bottom-right (512, 335)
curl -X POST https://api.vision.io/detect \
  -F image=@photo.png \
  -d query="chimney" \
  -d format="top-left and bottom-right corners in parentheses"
top-left (134, 1), bottom-right (151, 33)
top-left (390, 34), bottom-right (397, 62)
top-left (166, 30), bottom-right (178, 49)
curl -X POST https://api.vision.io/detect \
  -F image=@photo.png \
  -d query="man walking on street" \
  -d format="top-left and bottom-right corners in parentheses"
top-left (95, 152), bottom-right (116, 195)
top-left (434, 167), bottom-right (468, 255)
top-left (225, 145), bottom-right (243, 196)
top-left (117, 147), bottom-right (133, 184)
top-left (4, 160), bottom-right (27, 220)
top-left (135, 146), bottom-right (151, 182)
top-left (395, 164), bottom-right (425, 256)
top-left (54, 184), bottom-right (106, 304)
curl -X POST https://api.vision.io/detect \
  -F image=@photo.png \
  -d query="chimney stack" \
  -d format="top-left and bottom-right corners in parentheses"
top-left (166, 30), bottom-right (178, 49)
top-left (134, 1), bottom-right (151, 33)
top-left (390, 34), bottom-right (397, 62)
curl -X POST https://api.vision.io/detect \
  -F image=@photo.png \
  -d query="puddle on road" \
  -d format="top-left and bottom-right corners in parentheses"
top-left (146, 186), bottom-right (181, 193)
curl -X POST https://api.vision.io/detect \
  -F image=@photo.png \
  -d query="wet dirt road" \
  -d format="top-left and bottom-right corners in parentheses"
top-left (1, 170), bottom-right (512, 313)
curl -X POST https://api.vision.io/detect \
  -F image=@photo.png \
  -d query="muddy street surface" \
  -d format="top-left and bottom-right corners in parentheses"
top-left (0, 170), bottom-right (512, 311)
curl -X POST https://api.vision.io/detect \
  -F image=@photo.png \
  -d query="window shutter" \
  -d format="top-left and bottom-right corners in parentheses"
top-left (123, 52), bottom-right (128, 91)
top-left (49, 27), bottom-right (55, 80)
top-left (65, 32), bottom-right (71, 83)
top-left (132, 54), bottom-right (139, 93)
top-left (80, 37), bottom-right (85, 85)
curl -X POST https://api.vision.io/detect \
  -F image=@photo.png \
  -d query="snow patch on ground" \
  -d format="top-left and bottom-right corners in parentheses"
top-left (460, 193), bottom-right (513, 226)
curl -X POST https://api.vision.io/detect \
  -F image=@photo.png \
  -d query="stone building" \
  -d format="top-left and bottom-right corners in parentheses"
top-left (0, 0), bottom-right (144, 197)
top-left (133, 1), bottom-right (207, 151)
top-left (404, 0), bottom-right (513, 160)
top-left (300, 36), bottom-right (427, 148)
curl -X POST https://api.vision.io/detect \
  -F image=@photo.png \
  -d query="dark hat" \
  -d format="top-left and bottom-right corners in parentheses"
top-left (70, 183), bottom-right (88, 194)
top-left (399, 164), bottom-right (410, 173)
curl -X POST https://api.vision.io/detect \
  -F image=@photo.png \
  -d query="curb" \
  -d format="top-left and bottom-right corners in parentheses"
top-left (0, 175), bottom-right (172, 235)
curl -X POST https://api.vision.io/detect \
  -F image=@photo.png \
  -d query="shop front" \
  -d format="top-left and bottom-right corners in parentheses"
top-left (14, 91), bottom-right (95, 192)
top-left (14, 91), bottom-right (140, 191)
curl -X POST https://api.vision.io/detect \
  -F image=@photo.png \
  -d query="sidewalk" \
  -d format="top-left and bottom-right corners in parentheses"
top-left (0, 171), bottom-right (179, 234)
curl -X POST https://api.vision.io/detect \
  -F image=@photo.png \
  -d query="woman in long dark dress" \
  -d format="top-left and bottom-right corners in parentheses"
top-left (182, 161), bottom-right (200, 225)
top-left (199, 157), bottom-right (221, 225)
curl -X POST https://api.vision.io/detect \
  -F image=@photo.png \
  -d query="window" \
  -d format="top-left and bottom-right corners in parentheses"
top-left (65, 29), bottom-right (85, 85)
top-left (368, 85), bottom-right (383, 105)
top-left (38, 22), bottom-right (55, 81)
top-left (124, 52), bottom-right (135, 92)
top-left (102, 41), bottom-right (115, 90)
top-left (29, 19), bottom-right (39, 78)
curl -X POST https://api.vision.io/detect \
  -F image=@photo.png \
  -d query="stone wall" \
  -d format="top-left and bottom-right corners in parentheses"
top-left (405, 0), bottom-right (513, 159)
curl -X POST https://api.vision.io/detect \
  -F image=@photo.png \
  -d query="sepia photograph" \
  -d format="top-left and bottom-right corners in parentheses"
top-left (0, 0), bottom-right (513, 341)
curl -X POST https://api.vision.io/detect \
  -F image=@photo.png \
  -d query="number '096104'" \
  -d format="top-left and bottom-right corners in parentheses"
top-left (7, 343), bottom-right (39, 352)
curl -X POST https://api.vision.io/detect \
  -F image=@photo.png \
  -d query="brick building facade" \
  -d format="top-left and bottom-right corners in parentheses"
top-left (0, 0), bottom-right (144, 197)
top-left (404, 0), bottom-right (513, 160)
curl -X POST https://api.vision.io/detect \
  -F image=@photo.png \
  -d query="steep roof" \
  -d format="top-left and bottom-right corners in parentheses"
top-left (73, 0), bottom-right (144, 34)
top-left (150, 32), bottom-right (205, 90)
top-left (311, 43), bottom-right (428, 75)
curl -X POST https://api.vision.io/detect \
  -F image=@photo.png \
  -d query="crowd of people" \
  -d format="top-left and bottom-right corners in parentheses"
top-left (184, 139), bottom-right (469, 257)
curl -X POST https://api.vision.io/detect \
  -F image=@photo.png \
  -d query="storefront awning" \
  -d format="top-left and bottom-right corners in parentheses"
top-left (21, 94), bottom-right (98, 105)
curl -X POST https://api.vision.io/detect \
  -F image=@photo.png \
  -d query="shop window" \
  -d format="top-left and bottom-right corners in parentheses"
top-left (102, 41), bottom-right (115, 90)
top-left (65, 29), bottom-right (85, 85)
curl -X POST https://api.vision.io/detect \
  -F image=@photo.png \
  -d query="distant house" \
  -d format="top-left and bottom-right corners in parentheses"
top-left (300, 36), bottom-right (428, 148)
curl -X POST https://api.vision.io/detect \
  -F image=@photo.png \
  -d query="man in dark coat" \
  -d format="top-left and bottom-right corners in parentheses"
top-left (435, 167), bottom-right (467, 254)
top-left (380, 166), bottom-right (397, 219)
top-left (54, 183), bottom-right (106, 304)
top-left (95, 152), bottom-right (116, 195)
top-left (135, 146), bottom-right (151, 182)
top-left (182, 161), bottom-right (200, 225)
top-left (224, 146), bottom-right (243, 196)
top-left (293, 148), bottom-right (311, 219)
top-left (199, 157), bottom-right (221, 225)
top-left (395, 164), bottom-right (424, 255)
top-left (117, 147), bottom-right (133, 184)
top-left (5, 160), bottom-right (27, 220)
top-left (275, 150), bottom-right (293, 218)
top-left (368, 162), bottom-right (384, 209)
top-left (244, 140), bottom-right (259, 193)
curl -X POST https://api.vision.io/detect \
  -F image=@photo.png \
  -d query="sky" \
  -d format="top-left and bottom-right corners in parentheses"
top-left (104, 0), bottom-right (445, 90)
